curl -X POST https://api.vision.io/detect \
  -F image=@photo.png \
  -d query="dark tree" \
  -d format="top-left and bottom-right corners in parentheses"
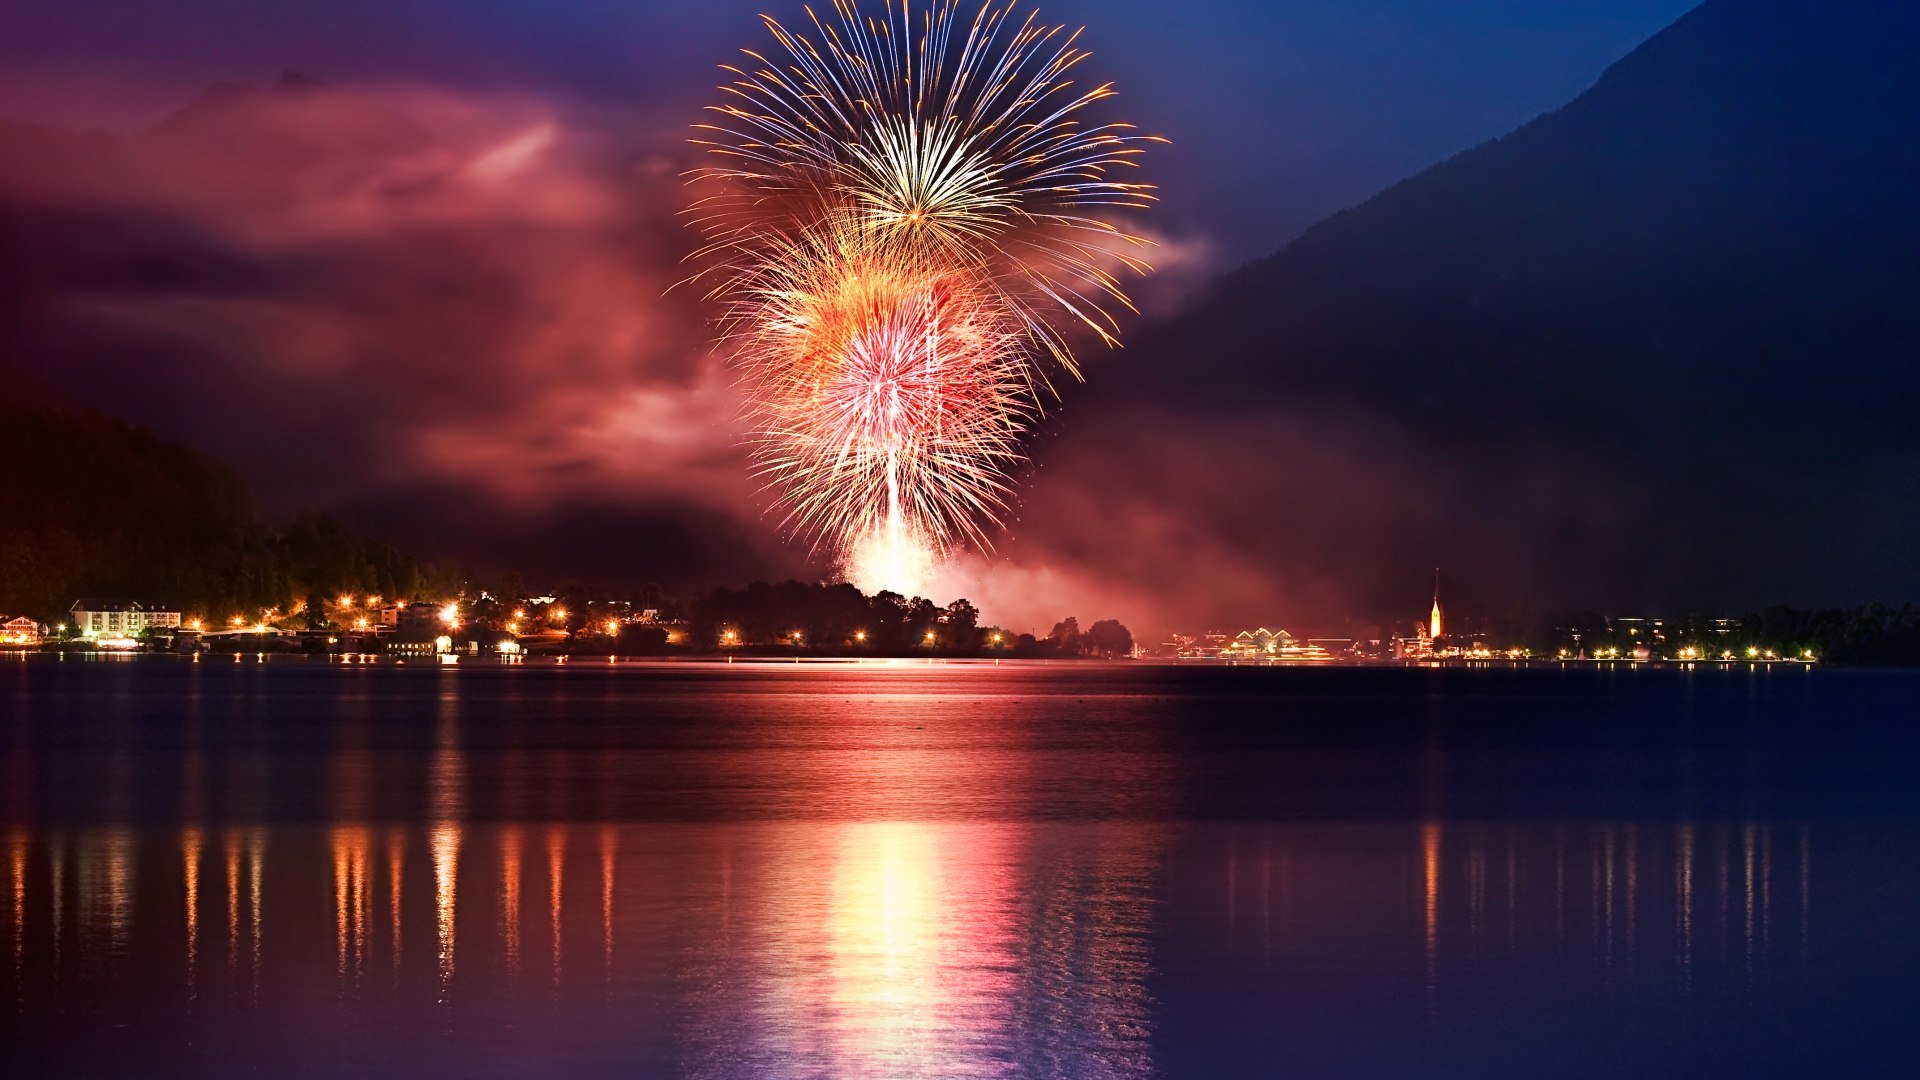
top-left (1047, 617), bottom-right (1083, 655)
top-left (1084, 619), bottom-right (1134, 658)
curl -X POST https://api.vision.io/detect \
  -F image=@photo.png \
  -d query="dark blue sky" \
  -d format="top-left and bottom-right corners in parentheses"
top-left (1, 0), bottom-right (1693, 260)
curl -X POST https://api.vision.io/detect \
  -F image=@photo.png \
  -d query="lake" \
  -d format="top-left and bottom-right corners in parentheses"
top-left (3, 656), bottom-right (1917, 1077)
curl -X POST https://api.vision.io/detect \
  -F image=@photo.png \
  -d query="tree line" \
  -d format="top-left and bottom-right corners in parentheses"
top-left (689, 581), bottom-right (1133, 657)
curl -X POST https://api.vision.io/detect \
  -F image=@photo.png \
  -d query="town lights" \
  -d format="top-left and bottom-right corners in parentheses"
top-left (854, 630), bottom-right (867, 643)
top-left (354, 618), bottom-right (369, 630)
top-left (723, 629), bottom-right (738, 645)
top-left (606, 619), bottom-right (619, 636)
top-left (990, 632), bottom-right (1002, 644)
top-left (337, 594), bottom-right (354, 608)
top-left (924, 631), bottom-right (936, 645)
top-left (229, 615), bottom-right (246, 628)
top-left (440, 603), bottom-right (459, 626)
top-left (550, 607), bottom-right (568, 623)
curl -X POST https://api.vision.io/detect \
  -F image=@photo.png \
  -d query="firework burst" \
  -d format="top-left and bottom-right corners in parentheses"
top-left (689, 0), bottom-right (1159, 591)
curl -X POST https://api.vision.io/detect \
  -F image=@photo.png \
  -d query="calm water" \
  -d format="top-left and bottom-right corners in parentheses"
top-left (3, 657), bottom-right (1918, 1077)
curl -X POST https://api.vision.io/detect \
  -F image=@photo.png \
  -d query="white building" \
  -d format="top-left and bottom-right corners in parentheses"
top-left (69, 600), bottom-right (182, 637)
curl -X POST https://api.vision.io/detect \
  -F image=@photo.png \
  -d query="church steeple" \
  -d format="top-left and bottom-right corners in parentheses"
top-left (1429, 568), bottom-right (1443, 640)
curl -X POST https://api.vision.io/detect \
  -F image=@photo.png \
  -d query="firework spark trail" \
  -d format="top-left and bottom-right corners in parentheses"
top-left (689, 0), bottom-right (1158, 592)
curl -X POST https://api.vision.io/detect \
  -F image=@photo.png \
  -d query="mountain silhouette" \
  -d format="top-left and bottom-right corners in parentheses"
top-left (1051, 0), bottom-right (1920, 616)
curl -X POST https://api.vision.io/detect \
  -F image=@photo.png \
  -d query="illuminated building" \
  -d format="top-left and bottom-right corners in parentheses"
top-left (1222, 627), bottom-right (1294, 658)
top-left (68, 599), bottom-right (181, 637)
top-left (1430, 568), bottom-right (1444, 641)
top-left (387, 603), bottom-right (446, 631)
top-left (1175, 627), bottom-right (1334, 662)
top-left (0, 615), bottom-right (42, 645)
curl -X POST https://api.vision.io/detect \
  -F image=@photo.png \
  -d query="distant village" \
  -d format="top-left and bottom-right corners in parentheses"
top-left (0, 586), bottom-right (1126, 660)
top-left (0, 574), bottom-right (1855, 666)
top-left (0, 595), bottom-right (681, 658)
top-left (1163, 577), bottom-right (1821, 666)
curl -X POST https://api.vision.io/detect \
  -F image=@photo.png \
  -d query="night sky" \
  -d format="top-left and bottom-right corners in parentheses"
top-left (1, 1), bottom-right (1690, 255)
top-left (5, 0), bottom-right (1913, 635)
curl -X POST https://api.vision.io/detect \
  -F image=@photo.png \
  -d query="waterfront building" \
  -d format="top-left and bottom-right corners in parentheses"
top-left (1, 615), bottom-right (42, 645)
top-left (1223, 627), bottom-right (1294, 658)
top-left (69, 599), bottom-right (181, 637)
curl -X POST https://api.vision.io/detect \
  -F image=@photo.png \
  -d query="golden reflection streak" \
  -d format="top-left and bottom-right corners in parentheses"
top-left (105, 829), bottom-right (132, 962)
top-left (1625, 824), bottom-right (1638, 966)
top-left (501, 826), bottom-right (523, 978)
top-left (9, 829), bottom-right (24, 985)
top-left (354, 838), bottom-right (369, 978)
top-left (331, 827), bottom-right (371, 985)
top-left (49, 836), bottom-right (64, 972)
top-left (1422, 821), bottom-right (1440, 1013)
top-left (333, 829), bottom-right (350, 980)
top-left (547, 826), bottom-right (566, 993)
top-left (599, 825), bottom-right (617, 983)
top-left (387, 828), bottom-right (406, 977)
top-left (1742, 823), bottom-right (1757, 973)
top-left (1761, 824), bottom-right (1772, 951)
top-left (432, 824), bottom-right (459, 1001)
top-left (827, 822), bottom-right (948, 1073)
top-left (248, 829), bottom-right (264, 1000)
top-left (430, 689), bottom-right (463, 1003)
top-left (225, 830), bottom-right (242, 978)
top-left (1676, 823), bottom-right (1695, 977)
top-left (182, 827), bottom-right (202, 1003)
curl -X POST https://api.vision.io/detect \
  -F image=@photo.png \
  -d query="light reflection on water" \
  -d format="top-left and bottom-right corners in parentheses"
top-left (2, 660), bottom-right (1919, 1077)
top-left (0, 818), bottom-right (1874, 1078)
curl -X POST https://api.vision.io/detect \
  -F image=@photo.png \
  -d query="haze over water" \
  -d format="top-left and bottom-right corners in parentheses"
top-left (4, 659), bottom-right (1917, 1077)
